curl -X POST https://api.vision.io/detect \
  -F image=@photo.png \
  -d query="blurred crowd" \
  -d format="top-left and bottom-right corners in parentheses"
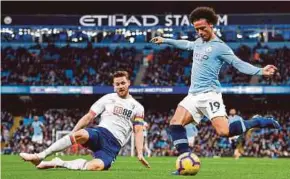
top-left (1, 109), bottom-right (289, 158)
top-left (2, 44), bottom-right (290, 86)
top-left (1, 111), bottom-right (13, 144)
top-left (1, 44), bottom-right (140, 85)
top-left (1, 109), bottom-right (90, 155)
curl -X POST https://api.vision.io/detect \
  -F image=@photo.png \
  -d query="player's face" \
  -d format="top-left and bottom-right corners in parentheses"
top-left (229, 109), bottom-right (236, 116)
top-left (34, 116), bottom-right (38, 121)
top-left (193, 19), bottom-right (214, 41)
top-left (113, 76), bottom-right (130, 98)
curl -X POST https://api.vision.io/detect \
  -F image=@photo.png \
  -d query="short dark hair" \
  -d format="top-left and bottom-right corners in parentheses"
top-left (189, 7), bottom-right (218, 25)
top-left (113, 71), bottom-right (130, 80)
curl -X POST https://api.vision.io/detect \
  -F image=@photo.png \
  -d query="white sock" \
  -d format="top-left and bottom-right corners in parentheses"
top-left (37, 135), bottom-right (73, 159)
top-left (62, 159), bottom-right (88, 170)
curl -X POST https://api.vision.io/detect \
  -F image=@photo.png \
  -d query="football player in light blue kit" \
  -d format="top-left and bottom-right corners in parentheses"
top-left (150, 7), bottom-right (280, 172)
top-left (31, 116), bottom-right (45, 144)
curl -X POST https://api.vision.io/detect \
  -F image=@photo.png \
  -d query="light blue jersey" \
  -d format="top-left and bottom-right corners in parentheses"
top-left (163, 37), bottom-right (263, 94)
top-left (32, 121), bottom-right (43, 136)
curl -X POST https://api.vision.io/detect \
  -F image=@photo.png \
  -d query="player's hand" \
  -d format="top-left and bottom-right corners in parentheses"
top-left (150, 37), bottom-right (164, 44)
top-left (262, 65), bottom-right (278, 77)
top-left (137, 154), bottom-right (151, 168)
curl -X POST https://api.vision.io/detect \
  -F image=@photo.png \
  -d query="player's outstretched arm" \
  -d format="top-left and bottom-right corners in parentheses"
top-left (134, 124), bottom-right (151, 168)
top-left (150, 36), bottom-right (195, 51)
top-left (220, 50), bottom-right (277, 77)
top-left (71, 112), bottom-right (95, 133)
top-left (71, 94), bottom-right (107, 133)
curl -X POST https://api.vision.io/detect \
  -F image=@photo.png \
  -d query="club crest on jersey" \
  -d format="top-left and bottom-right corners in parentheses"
top-left (205, 46), bottom-right (212, 53)
top-left (113, 106), bottom-right (133, 119)
top-left (131, 104), bottom-right (136, 110)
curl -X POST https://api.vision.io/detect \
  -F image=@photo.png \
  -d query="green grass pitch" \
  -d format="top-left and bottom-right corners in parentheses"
top-left (1, 155), bottom-right (290, 179)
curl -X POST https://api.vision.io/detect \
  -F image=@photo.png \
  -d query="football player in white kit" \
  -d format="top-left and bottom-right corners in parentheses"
top-left (20, 71), bottom-right (150, 171)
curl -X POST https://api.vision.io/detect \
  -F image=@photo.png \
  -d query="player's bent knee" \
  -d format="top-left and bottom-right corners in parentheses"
top-left (86, 159), bottom-right (105, 171)
top-left (215, 128), bottom-right (229, 137)
top-left (73, 129), bottom-right (89, 144)
top-left (170, 106), bottom-right (193, 126)
top-left (170, 116), bottom-right (181, 125)
top-left (86, 164), bottom-right (103, 171)
top-left (212, 116), bottom-right (229, 137)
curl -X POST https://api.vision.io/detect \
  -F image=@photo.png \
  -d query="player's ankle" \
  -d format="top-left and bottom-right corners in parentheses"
top-left (37, 152), bottom-right (46, 160)
top-left (54, 158), bottom-right (65, 166)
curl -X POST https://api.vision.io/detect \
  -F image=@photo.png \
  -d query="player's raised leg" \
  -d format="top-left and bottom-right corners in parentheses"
top-left (211, 115), bottom-right (281, 137)
top-left (200, 92), bottom-right (280, 137)
top-left (20, 128), bottom-right (90, 166)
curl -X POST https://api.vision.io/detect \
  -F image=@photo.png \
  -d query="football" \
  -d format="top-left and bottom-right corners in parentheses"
top-left (175, 152), bottom-right (201, 175)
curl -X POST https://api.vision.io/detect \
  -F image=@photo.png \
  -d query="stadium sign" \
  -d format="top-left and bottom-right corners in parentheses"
top-left (2, 86), bottom-right (290, 94)
top-left (2, 14), bottom-right (290, 26)
top-left (79, 14), bottom-right (228, 27)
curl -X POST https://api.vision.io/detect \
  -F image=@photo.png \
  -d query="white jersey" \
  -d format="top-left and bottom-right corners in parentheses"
top-left (90, 93), bottom-right (144, 147)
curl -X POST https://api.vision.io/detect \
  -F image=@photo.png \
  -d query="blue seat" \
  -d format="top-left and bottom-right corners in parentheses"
top-left (65, 69), bottom-right (73, 79)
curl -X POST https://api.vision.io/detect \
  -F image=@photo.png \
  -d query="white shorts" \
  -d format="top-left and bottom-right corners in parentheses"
top-left (179, 91), bottom-right (227, 124)
top-left (32, 135), bottom-right (43, 144)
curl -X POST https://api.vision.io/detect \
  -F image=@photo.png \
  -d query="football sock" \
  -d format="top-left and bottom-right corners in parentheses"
top-left (62, 159), bottom-right (88, 170)
top-left (169, 125), bottom-right (190, 155)
top-left (37, 135), bottom-right (75, 159)
top-left (228, 117), bottom-right (246, 137)
top-left (229, 116), bottom-right (278, 137)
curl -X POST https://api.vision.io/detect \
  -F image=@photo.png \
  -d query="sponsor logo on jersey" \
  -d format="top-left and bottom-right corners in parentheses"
top-left (113, 106), bottom-right (133, 119)
top-left (193, 52), bottom-right (209, 62)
